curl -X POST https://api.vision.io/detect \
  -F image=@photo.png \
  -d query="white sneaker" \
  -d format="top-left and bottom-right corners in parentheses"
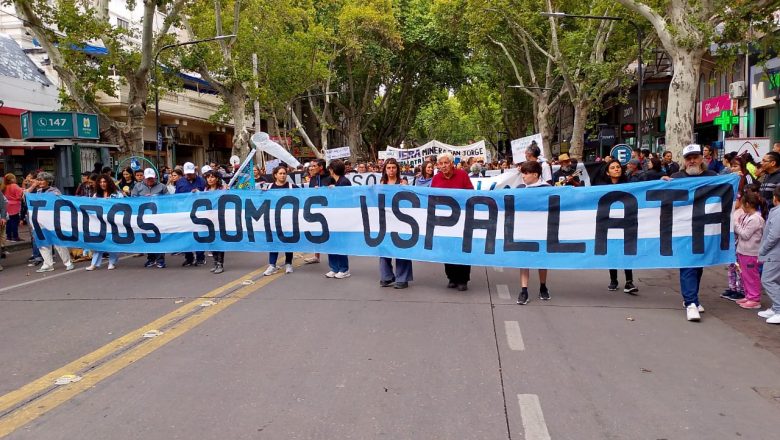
top-left (65, 263), bottom-right (75, 271)
top-left (767, 314), bottom-right (780, 324)
top-left (683, 302), bottom-right (705, 313)
top-left (335, 271), bottom-right (351, 279)
top-left (85, 265), bottom-right (97, 271)
top-left (263, 265), bottom-right (280, 276)
top-left (686, 304), bottom-right (701, 322)
top-left (758, 308), bottom-right (776, 319)
top-left (107, 264), bottom-right (116, 270)
top-left (325, 271), bottom-right (337, 278)
top-left (285, 264), bottom-right (294, 274)
top-left (36, 265), bottom-right (54, 273)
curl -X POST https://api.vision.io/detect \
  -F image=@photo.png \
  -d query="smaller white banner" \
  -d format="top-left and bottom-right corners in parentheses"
top-left (325, 147), bottom-right (351, 160)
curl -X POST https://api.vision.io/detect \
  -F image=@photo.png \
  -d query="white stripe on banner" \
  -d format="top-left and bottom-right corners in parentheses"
top-left (32, 204), bottom-right (729, 239)
top-left (26, 175), bottom-right (739, 269)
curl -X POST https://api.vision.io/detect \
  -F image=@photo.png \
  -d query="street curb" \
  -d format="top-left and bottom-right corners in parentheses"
top-left (4, 241), bottom-right (31, 253)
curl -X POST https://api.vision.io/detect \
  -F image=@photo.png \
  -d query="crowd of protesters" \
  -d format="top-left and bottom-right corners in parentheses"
top-left (2, 142), bottom-right (780, 326)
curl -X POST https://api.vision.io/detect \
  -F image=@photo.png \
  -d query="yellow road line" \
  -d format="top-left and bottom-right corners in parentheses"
top-left (0, 264), bottom-right (276, 437)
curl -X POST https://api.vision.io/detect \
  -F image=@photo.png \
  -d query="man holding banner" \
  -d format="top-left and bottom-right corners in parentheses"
top-left (431, 152), bottom-right (473, 291)
top-left (671, 144), bottom-right (719, 322)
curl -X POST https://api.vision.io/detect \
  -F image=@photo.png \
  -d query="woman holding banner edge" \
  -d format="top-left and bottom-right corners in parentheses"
top-left (378, 158), bottom-right (413, 289)
top-left (325, 160), bottom-right (352, 279)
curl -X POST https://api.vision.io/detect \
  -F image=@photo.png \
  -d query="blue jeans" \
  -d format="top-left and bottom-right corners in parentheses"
top-left (379, 257), bottom-right (413, 283)
top-left (31, 237), bottom-right (41, 259)
top-left (679, 267), bottom-right (703, 306)
top-left (328, 254), bottom-right (349, 273)
top-left (269, 252), bottom-right (293, 266)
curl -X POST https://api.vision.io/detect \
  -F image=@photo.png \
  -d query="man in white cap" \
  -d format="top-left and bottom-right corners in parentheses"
top-left (669, 144), bottom-right (718, 322)
top-left (130, 168), bottom-right (168, 268)
top-left (175, 162), bottom-right (207, 266)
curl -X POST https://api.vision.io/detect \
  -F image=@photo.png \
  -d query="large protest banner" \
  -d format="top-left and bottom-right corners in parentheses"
top-left (27, 175), bottom-right (737, 269)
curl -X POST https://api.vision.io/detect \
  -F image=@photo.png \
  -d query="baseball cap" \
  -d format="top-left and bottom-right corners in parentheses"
top-left (143, 168), bottom-right (156, 179)
top-left (201, 165), bottom-right (212, 174)
top-left (682, 144), bottom-right (702, 158)
top-left (183, 162), bottom-right (196, 174)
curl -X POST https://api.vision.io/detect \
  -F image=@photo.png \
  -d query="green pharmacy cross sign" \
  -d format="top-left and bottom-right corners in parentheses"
top-left (713, 110), bottom-right (739, 133)
top-left (20, 111), bottom-right (100, 140)
top-left (769, 72), bottom-right (780, 91)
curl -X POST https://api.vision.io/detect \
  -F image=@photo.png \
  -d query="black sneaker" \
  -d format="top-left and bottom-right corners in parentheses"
top-left (720, 289), bottom-right (736, 299)
top-left (539, 287), bottom-right (551, 301)
top-left (447, 281), bottom-right (457, 289)
top-left (725, 291), bottom-right (745, 301)
top-left (608, 281), bottom-right (619, 291)
top-left (624, 281), bottom-right (639, 295)
top-left (144, 260), bottom-right (156, 268)
top-left (194, 259), bottom-right (206, 266)
top-left (380, 279), bottom-right (394, 287)
top-left (517, 290), bottom-right (529, 305)
top-left (182, 260), bottom-right (194, 267)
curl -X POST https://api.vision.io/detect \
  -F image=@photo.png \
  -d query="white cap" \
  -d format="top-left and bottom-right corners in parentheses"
top-left (229, 155), bottom-right (241, 166)
top-left (143, 168), bottom-right (156, 179)
top-left (682, 144), bottom-right (702, 158)
top-left (201, 165), bottom-right (212, 174)
top-left (183, 162), bottom-right (196, 174)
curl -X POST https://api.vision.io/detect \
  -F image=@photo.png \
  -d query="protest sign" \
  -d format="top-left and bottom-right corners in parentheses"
top-left (325, 147), bottom-right (351, 161)
top-left (511, 134), bottom-right (544, 162)
top-left (28, 175), bottom-right (737, 269)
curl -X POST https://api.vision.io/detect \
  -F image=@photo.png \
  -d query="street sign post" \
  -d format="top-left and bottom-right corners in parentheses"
top-left (610, 144), bottom-right (633, 166)
top-left (20, 111), bottom-right (100, 140)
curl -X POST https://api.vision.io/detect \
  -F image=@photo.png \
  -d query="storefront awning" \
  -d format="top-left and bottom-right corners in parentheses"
top-left (0, 139), bottom-right (119, 150)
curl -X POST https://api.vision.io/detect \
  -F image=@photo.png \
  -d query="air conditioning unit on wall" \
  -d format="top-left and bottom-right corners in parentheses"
top-left (729, 81), bottom-right (746, 99)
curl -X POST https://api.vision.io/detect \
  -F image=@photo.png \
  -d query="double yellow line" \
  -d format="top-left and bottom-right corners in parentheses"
top-left (0, 264), bottom-right (287, 437)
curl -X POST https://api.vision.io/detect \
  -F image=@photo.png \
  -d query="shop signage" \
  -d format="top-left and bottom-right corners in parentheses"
top-left (769, 72), bottom-right (780, 91)
top-left (714, 110), bottom-right (740, 133)
top-left (621, 124), bottom-right (636, 136)
top-left (20, 111), bottom-right (100, 140)
top-left (700, 94), bottom-right (731, 124)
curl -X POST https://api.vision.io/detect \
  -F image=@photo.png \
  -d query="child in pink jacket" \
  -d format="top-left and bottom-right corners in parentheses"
top-left (735, 191), bottom-right (766, 309)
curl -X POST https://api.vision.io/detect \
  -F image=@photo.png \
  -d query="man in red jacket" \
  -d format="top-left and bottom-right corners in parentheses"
top-left (431, 152), bottom-right (474, 291)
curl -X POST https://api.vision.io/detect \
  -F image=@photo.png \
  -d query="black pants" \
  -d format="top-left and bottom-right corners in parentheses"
top-left (212, 252), bottom-right (224, 264)
top-left (147, 253), bottom-right (164, 263)
top-left (609, 269), bottom-right (633, 282)
top-left (445, 264), bottom-right (471, 284)
top-left (184, 251), bottom-right (205, 263)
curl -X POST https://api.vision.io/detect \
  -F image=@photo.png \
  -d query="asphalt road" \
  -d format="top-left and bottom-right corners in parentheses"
top-left (1, 250), bottom-right (779, 439)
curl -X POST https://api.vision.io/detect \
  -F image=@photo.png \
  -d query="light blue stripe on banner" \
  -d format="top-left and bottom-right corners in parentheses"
top-left (34, 229), bottom-right (733, 270)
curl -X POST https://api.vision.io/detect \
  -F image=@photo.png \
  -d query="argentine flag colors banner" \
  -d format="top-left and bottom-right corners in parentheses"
top-left (26, 175), bottom-right (738, 269)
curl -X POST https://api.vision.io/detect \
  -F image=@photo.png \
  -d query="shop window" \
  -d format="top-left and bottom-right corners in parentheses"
top-left (708, 72), bottom-right (716, 97)
top-left (698, 74), bottom-right (705, 101)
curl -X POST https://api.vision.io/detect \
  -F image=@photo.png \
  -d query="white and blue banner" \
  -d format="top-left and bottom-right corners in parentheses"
top-left (26, 175), bottom-right (738, 269)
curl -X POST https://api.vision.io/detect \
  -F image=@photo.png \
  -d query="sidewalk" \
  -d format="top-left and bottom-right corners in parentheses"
top-left (4, 221), bottom-right (32, 253)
